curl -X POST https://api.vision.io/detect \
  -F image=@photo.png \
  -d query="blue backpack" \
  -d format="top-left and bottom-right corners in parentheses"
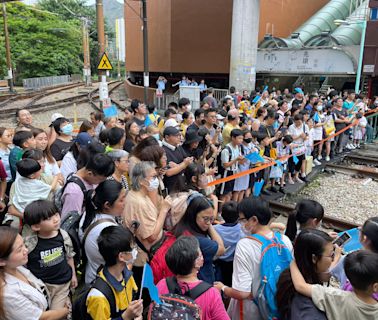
top-left (247, 232), bottom-right (292, 320)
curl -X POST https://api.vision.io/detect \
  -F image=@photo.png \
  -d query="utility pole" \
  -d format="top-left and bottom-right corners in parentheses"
top-left (142, 0), bottom-right (149, 104)
top-left (2, 2), bottom-right (14, 92)
top-left (96, 0), bottom-right (105, 76)
top-left (82, 19), bottom-right (91, 86)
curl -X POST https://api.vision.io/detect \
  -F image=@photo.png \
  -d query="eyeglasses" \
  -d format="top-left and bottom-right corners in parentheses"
top-left (238, 217), bottom-right (247, 223)
top-left (200, 216), bottom-right (215, 224)
top-left (118, 159), bottom-right (129, 163)
top-left (322, 250), bottom-right (335, 260)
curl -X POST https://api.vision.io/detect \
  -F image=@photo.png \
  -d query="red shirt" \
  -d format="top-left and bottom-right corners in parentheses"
top-left (0, 160), bottom-right (7, 180)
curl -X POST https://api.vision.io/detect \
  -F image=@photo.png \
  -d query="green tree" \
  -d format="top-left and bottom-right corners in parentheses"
top-left (37, 0), bottom-right (115, 75)
top-left (0, 2), bottom-right (82, 83)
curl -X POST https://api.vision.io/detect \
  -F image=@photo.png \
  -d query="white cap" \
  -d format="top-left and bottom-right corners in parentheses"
top-left (216, 114), bottom-right (225, 120)
top-left (51, 113), bottom-right (64, 123)
top-left (164, 118), bottom-right (179, 128)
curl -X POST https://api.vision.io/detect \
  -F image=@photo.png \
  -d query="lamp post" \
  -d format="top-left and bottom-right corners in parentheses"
top-left (334, 18), bottom-right (368, 94)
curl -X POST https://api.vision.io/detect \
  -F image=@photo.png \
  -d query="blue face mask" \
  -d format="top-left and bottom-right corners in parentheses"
top-left (153, 133), bottom-right (160, 141)
top-left (61, 123), bottom-right (73, 136)
top-left (273, 121), bottom-right (279, 130)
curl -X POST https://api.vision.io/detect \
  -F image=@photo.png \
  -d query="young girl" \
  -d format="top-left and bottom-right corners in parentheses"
top-left (330, 216), bottom-right (378, 300)
top-left (0, 127), bottom-right (13, 185)
top-left (323, 105), bottom-right (336, 161)
top-left (353, 112), bottom-right (367, 148)
top-left (275, 135), bottom-right (293, 193)
top-left (276, 229), bottom-right (333, 320)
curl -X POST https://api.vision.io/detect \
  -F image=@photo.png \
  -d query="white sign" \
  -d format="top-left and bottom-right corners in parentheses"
top-left (99, 82), bottom-right (109, 100)
top-left (144, 75), bottom-right (149, 88)
top-left (256, 48), bottom-right (355, 74)
top-left (363, 65), bottom-right (375, 73)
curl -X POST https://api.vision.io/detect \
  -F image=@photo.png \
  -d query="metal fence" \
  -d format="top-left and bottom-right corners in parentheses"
top-left (23, 75), bottom-right (72, 91)
top-left (213, 88), bottom-right (229, 102)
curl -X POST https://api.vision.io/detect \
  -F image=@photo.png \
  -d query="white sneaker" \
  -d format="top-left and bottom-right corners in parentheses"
top-left (325, 156), bottom-right (330, 161)
top-left (317, 155), bottom-right (322, 161)
top-left (350, 144), bottom-right (356, 150)
top-left (346, 144), bottom-right (353, 150)
top-left (312, 163), bottom-right (316, 167)
top-left (314, 159), bottom-right (321, 166)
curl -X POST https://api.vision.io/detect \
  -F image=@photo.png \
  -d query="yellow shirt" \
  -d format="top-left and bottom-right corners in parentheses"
top-left (222, 123), bottom-right (239, 146)
top-left (86, 268), bottom-right (138, 320)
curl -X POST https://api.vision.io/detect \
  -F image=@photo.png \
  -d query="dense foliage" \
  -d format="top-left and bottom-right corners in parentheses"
top-left (0, 2), bottom-right (83, 83)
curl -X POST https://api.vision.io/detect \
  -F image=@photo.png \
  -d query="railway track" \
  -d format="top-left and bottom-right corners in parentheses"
top-left (0, 82), bottom-right (83, 109)
top-left (268, 200), bottom-right (360, 232)
top-left (325, 163), bottom-right (378, 179)
top-left (89, 81), bottom-right (125, 111)
top-left (344, 154), bottom-right (378, 166)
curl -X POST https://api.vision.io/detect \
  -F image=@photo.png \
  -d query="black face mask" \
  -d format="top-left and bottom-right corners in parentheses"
top-left (201, 119), bottom-right (206, 125)
top-left (327, 110), bottom-right (331, 115)
top-left (244, 138), bottom-right (252, 143)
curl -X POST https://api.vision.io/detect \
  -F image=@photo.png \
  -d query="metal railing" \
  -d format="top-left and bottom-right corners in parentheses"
top-left (23, 75), bottom-right (72, 91)
top-left (366, 111), bottom-right (378, 142)
top-left (213, 88), bottom-right (229, 102)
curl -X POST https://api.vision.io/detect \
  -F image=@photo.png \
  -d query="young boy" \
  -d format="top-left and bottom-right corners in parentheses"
top-left (23, 199), bottom-right (77, 311)
top-left (290, 250), bottom-right (378, 320)
top-left (9, 130), bottom-right (36, 181)
top-left (220, 129), bottom-right (244, 203)
top-left (214, 201), bottom-right (245, 286)
top-left (61, 152), bottom-right (114, 220)
top-left (86, 225), bottom-right (142, 320)
top-left (5, 159), bottom-right (60, 230)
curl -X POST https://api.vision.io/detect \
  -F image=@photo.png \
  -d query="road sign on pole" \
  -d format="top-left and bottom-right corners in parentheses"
top-left (97, 52), bottom-right (113, 70)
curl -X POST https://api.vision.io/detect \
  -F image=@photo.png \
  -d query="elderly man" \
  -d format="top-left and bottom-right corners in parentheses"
top-left (15, 109), bottom-right (34, 131)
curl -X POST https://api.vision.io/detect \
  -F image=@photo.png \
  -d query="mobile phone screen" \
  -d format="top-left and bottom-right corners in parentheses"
top-left (333, 232), bottom-right (351, 247)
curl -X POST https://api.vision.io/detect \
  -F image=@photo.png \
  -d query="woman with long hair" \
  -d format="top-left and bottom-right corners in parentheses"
top-left (276, 229), bottom-right (334, 320)
top-left (174, 195), bottom-right (225, 284)
top-left (33, 128), bottom-right (60, 177)
top-left (81, 180), bottom-right (126, 284)
top-left (0, 226), bottom-right (69, 319)
top-left (124, 120), bottom-right (140, 153)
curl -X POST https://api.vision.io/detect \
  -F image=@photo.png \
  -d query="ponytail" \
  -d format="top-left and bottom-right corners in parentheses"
top-left (285, 199), bottom-right (324, 241)
top-left (82, 180), bottom-right (123, 231)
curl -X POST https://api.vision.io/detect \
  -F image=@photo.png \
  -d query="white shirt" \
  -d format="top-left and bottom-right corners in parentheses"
top-left (227, 232), bottom-right (293, 320)
top-left (60, 151), bottom-right (77, 180)
top-left (44, 158), bottom-right (60, 177)
top-left (288, 123), bottom-right (309, 144)
top-left (221, 143), bottom-right (241, 172)
top-left (84, 213), bottom-right (118, 284)
top-left (4, 266), bottom-right (49, 320)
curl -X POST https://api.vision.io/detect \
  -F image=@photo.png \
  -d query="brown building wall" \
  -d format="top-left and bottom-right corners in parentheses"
top-left (125, 0), bottom-right (329, 74)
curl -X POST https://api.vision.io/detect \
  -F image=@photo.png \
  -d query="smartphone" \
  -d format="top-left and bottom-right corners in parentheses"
top-left (333, 232), bottom-right (351, 247)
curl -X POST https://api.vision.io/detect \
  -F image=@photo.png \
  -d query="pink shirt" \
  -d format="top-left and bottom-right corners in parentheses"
top-left (156, 279), bottom-right (230, 320)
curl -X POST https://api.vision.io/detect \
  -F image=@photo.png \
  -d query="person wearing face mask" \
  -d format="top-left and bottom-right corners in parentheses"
top-left (123, 161), bottom-right (171, 285)
top-left (86, 225), bottom-right (143, 320)
top-left (312, 104), bottom-right (326, 165)
top-left (50, 117), bottom-right (74, 164)
top-left (215, 197), bottom-right (293, 320)
top-left (156, 236), bottom-right (230, 320)
top-left (81, 180), bottom-right (128, 284)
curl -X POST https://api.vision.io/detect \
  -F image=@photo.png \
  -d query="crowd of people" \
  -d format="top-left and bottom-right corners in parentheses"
top-left (0, 85), bottom-right (377, 320)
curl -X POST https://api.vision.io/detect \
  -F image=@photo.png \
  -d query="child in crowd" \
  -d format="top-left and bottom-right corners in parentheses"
top-left (214, 201), bottom-right (245, 286)
top-left (9, 130), bottom-right (36, 181)
top-left (274, 135), bottom-right (292, 193)
top-left (219, 129), bottom-right (244, 203)
top-left (331, 216), bottom-right (378, 300)
top-left (353, 111), bottom-right (367, 148)
top-left (5, 158), bottom-right (61, 230)
top-left (86, 225), bottom-right (142, 320)
top-left (290, 250), bottom-right (378, 320)
top-left (23, 200), bottom-right (77, 311)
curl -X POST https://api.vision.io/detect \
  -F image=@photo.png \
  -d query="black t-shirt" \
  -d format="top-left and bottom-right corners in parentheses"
top-left (290, 294), bottom-right (327, 320)
top-left (259, 124), bottom-right (277, 156)
top-left (163, 145), bottom-right (186, 193)
top-left (50, 139), bottom-right (73, 161)
top-left (333, 108), bottom-right (348, 131)
top-left (133, 116), bottom-right (145, 129)
top-left (123, 139), bottom-right (136, 153)
top-left (27, 231), bottom-right (72, 284)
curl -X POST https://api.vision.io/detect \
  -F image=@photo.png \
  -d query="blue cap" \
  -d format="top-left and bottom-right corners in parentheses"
top-left (294, 87), bottom-right (304, 95)
top-left (74, 132), bottom-right (92, 148)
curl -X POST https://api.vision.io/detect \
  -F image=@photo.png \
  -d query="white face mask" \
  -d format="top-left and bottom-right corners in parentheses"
top-left (317, 105), bottom-right (323, 112)
top-left (126, 248), bottom-right (138, 265)
top-left (240, 222), bottom-right (250, 235)
top-left (147, 177), bottom-right (159, 191)
top-left (152, 133), bottom-right (160, 141)
top-left (186, 104), bottom-right (192, 112)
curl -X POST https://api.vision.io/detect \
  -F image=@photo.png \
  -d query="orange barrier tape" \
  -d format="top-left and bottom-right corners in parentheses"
top-left (207, 108), bottom-right (378, 188)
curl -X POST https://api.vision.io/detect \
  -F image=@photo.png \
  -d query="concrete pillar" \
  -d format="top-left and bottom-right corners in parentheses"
top-left (229, 0), bottom-right (260, 93)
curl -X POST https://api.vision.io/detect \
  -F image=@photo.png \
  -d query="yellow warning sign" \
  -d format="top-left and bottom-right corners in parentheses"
top-left (97, 53), bottom-right (113, 70)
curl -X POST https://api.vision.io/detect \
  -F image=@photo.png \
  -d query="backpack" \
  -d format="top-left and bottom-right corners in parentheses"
top-left (72, 276), bottom-right (118, 320)
top-left (147, 276), bottom-right (212, 320)
top-left (247, 232), bottom-right (292, 320)
top-left (56, 174), bottom-right (93, 267)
